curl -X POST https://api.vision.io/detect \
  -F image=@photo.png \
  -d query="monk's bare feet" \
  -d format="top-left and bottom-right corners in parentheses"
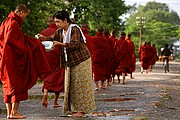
top-left (118, 79), bottom-right (120, 84)
top-left (10, 112), bottom-right (26, 119)
top-left (42, 94), bottom-right (48, 107)
top-left (53, 104), bottom-right (62, 108)
top-left (107, 83), bottom-right (111, 86)
top-left (121, 78), bottom-right (125, 84)
top-left (100, 86), bottom-right (106, 89)
top-left (72, 112), bottom-right (85, 117)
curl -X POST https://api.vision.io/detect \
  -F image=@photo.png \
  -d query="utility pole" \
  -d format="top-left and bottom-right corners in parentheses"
top-left (136, 16), bottom-right (145, 48)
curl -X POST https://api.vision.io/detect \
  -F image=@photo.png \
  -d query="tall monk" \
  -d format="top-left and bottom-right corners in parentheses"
top-left (92, 26), bottom-right (111, 90)
top-left (115, 32), bottom-right (131, 84)
top-left (40, 16), bottom-right (65, 108)
top-left (0, 4), bottom-right (50, 119)
top-left (126, 33), bottom-right (136, 79)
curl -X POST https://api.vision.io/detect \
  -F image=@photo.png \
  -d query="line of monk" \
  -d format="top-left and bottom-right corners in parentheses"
top-left (81, 25), bottom-right (137, 90)
top-left (138, 41), bottom-right (158, 73)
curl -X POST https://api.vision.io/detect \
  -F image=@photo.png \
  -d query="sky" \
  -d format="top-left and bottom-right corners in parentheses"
top-left (124, 0), bottom-right (180, 17)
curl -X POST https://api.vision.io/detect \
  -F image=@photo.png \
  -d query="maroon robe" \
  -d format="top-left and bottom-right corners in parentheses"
top-left (150, 46), bottom-right (157, 65)
top-left (138, 44), bottom-right (150, 70)
top-left (126, 37), bottom-right (136, 73)
top-left (41, 24), bottom-right (64, 93)
top-left (92, 32), bottom-right (111, 82)
top-left (116, 36), bottom-right (131, 74)
top-left (0, 12), bottom-right (50, 103)
top-left (108, 35), bottom-right (118, 75)
top-left (81, 28), bottom-right (94, 57)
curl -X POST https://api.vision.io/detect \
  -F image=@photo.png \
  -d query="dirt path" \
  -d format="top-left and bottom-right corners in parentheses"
top-left (0, 61), bottom-right (179, 120)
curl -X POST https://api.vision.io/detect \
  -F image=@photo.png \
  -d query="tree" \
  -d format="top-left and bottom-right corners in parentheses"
top-left (125, 1), bottom-right (180, 55)
top-left (1, 0), bottom-right (130, 36)
top-left (0, 0), bottom-right (66, 36)
top-left (64, 0), bottom-right (131, 35)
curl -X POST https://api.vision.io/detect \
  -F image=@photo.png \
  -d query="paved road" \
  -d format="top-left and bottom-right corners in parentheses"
top-left (0, 61), bottom-right (180, 120)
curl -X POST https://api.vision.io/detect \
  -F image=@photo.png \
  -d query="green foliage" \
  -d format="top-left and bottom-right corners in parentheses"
top-left (0, 0), bottom-right (130, 36)
top-left (0, 0), bottom-right (66, 37)
top-left (125, 1), bottom-right (180, 55)
top-left (65, 0), bottom-right (130, 35)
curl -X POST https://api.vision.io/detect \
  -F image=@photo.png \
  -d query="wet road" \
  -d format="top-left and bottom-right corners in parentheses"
top-left (0, 61), bottom-right (180, 120)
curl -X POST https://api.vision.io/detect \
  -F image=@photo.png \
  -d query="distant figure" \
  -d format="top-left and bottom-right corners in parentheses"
top-left (40, 16), bottom-right (65, 108)
top-left (0, 4), bottom-right (50, 119)
top-left (138, 41), bottom-right (150, 73)
top-left (161, 44), bottom-right (171, 71)
top-left (169, 44), bottom-right (174, 60)
top-left (149, 44), bottom-right (158, 71)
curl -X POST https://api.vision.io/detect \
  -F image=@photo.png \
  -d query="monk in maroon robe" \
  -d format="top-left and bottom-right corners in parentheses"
top-left (116, 32), bottom-right (131, 84)
top-left (104, 29), bottom-right (118, 85)
top-left (92, 26), bottom-right (111, 90)
top-left (138, 41), bottom-right (150, 73)
top-left (40, 16), bottom-right (65, 108)
top-left (0, 4), bottom-right (50, 119)
top-left (126, 33), bottom-right (136, 79)
top-left (81, 24), bottom-right (94, 57)
top-left (109, 30), bottom-right (119, 82)
top-left (147, 42), bottom-right (154, 72)
top-left (149, 44), bottom-right (158, 71)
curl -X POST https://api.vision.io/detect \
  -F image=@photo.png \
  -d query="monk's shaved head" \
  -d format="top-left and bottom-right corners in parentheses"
top-left (14, 3), bottom-right (30, 14)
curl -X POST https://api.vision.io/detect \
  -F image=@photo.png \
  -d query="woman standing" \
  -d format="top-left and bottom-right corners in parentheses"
top-left (38, 10), bottom-right (95, 117)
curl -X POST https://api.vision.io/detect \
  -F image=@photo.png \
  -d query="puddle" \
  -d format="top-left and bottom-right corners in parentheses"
top-left (97, 97), bottom-right (136, 101)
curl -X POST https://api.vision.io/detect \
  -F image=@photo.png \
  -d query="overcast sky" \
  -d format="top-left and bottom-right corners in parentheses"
top-left (124, 0), bottom-right (180, 17)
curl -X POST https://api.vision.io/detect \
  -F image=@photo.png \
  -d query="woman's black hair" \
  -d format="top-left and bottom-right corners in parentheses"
top-left (53, 10), bottom-right (72, 23)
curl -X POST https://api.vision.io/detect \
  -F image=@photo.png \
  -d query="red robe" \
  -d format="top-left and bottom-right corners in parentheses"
top-left (41, 24), bottom-right (65, 93)
top-left (138, 44), bottom-right (150, 69)
top-left (92, 32), bottom-right (111, 82)
top-left (40, 24), bottom-right (58, 36)
top-left (150, 46), bottom-right (157, 65)
top-left (0, 12), bottom-right (50, 103)
top-left (108, 35), bottom-right (118, 75)
top-left (126, 37), bottom-right (136, 73)
top-left (81, 28), bottom-right (94, 57)
top-left (116, 36), bottom-right (131, 74)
